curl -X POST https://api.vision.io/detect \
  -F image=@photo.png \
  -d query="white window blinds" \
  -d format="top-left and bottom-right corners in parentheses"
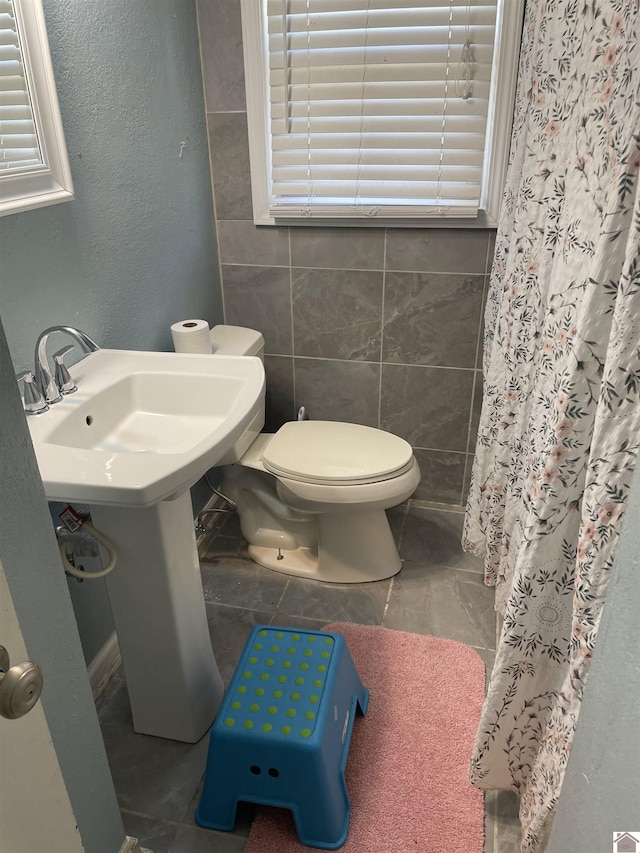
top-left (264, 0), bottom-right (498, 219)
top-left (0, 0), bottom-right (40, 171)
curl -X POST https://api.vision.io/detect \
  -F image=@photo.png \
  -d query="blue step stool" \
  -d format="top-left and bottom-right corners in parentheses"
top-left (196, 625), bottom-right (369, 850)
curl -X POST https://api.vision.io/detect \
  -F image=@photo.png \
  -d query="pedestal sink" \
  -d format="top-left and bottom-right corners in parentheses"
top-left (27, 349), bottom-right (265, 742)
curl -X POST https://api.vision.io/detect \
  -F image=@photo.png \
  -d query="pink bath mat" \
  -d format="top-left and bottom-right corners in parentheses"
top-left (244, 622), bottom-right (485, 853)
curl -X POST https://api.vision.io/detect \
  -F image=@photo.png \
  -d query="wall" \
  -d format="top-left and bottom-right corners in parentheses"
top-left (196, 0), bottom-right (494, 506)
top-left (0, 1), bottom-right (222, 663)
top-left (1, 0), bottom-right (221, 370)
top-left (547, 467), bottom-right (640, 851)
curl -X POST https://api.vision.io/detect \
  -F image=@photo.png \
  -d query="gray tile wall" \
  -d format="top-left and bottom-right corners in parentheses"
top-left (196, 0), bottom-right (492, 506)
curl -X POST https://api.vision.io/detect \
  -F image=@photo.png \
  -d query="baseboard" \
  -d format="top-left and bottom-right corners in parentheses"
top-left (89, 631), bottom-right (121, 700)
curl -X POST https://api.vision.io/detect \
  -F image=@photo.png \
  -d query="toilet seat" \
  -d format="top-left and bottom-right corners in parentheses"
top-left (275, 456), bottom-right (421, 514)
top-left (262, 421), bottom-right (414, 486)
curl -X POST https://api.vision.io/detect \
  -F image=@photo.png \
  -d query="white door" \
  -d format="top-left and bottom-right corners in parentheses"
top-left (0, 315), bottom-right (126, 853)
top-left (0, 561), bottom-right (84, 853)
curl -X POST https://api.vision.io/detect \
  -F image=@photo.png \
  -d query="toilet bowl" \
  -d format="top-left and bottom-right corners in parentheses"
top-left (208, 326), bottom-right (420, 583)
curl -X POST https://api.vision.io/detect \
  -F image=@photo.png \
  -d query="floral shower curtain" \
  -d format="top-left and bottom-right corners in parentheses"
top-left (463, 2), bottom-right (640, 850)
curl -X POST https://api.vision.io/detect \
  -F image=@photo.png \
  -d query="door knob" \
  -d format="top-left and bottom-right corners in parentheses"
top-left (0, 645), bottom-right (44, 720)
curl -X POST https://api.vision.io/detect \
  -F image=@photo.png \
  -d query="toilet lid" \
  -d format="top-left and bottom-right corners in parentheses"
top-left (262, 421), bottom-right (414, 485)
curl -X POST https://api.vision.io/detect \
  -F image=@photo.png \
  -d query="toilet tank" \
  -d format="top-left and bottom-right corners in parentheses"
top-left (209, 325), bottom-right (266, 464)
top-left (210, 325), bottom-right (264, 361)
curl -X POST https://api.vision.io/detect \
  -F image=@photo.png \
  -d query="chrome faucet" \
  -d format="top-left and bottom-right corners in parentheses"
top-left (34, 326), bottom-right (101, 404)
top-left (15, 370), bottom-right (49, 415)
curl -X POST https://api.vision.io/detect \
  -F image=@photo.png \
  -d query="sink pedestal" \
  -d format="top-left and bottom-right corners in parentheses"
top-left (91, 492), bottom-right (223, 742)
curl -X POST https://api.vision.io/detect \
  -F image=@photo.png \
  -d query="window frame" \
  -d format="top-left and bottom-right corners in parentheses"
top-left (240, 0), bottom-right (524, 228)
top-left (0, 0), bottom-right (74, 217)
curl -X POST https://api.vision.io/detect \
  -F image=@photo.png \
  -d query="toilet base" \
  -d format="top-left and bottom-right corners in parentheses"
top-left (248, 544), bottom-right (318, 577)
top-left (249, 509), bottom-right (402, 584)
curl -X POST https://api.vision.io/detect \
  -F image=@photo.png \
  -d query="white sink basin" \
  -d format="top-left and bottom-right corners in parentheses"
top-left (27, 348), bottom-right (265, 507)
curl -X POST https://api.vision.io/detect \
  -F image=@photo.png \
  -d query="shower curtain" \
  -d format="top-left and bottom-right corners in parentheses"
top-left (463, 2), bottom-right (640, 850)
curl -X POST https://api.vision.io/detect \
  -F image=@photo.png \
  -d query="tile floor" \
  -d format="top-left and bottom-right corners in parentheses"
top-left (96, 502), bottom-right (523, 852)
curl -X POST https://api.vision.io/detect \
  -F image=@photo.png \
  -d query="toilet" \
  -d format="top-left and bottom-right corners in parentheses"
top-left (209, 326), bottom-right (420, 584)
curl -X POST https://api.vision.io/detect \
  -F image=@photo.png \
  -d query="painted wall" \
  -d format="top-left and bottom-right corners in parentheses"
top-left (0, 1), bottom-right (222, 663)
top-left (547, 467), bottom-right (640, 851)
top-left (1, 0), bottom-right (221, 369)
top-left (196, 0), bottom-right (494, 506)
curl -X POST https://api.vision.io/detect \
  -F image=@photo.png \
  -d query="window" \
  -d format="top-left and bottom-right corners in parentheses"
top-left (241, 0), bottom-right (523, 227)
top-left (0, 0), bottom-right (74, 216)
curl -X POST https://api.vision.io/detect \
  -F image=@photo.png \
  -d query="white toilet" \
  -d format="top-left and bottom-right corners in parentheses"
top-left (209, 325), bottom-right (420, 584)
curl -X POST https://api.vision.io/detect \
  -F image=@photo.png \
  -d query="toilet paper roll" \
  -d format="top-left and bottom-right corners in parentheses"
top-left (171, 319), bottom-right (213, 354)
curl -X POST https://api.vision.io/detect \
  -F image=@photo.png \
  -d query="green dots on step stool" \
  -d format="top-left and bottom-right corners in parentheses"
top-left (221, 631), bottom-right (339, 748)
top-left (222, 631), bottom-right (338, 744)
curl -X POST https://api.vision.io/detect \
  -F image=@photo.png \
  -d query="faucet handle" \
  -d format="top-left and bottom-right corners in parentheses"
top-left (53, 344), bottom-right (77, 395)
top-left (16, 371), bottom-right (49, 415)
